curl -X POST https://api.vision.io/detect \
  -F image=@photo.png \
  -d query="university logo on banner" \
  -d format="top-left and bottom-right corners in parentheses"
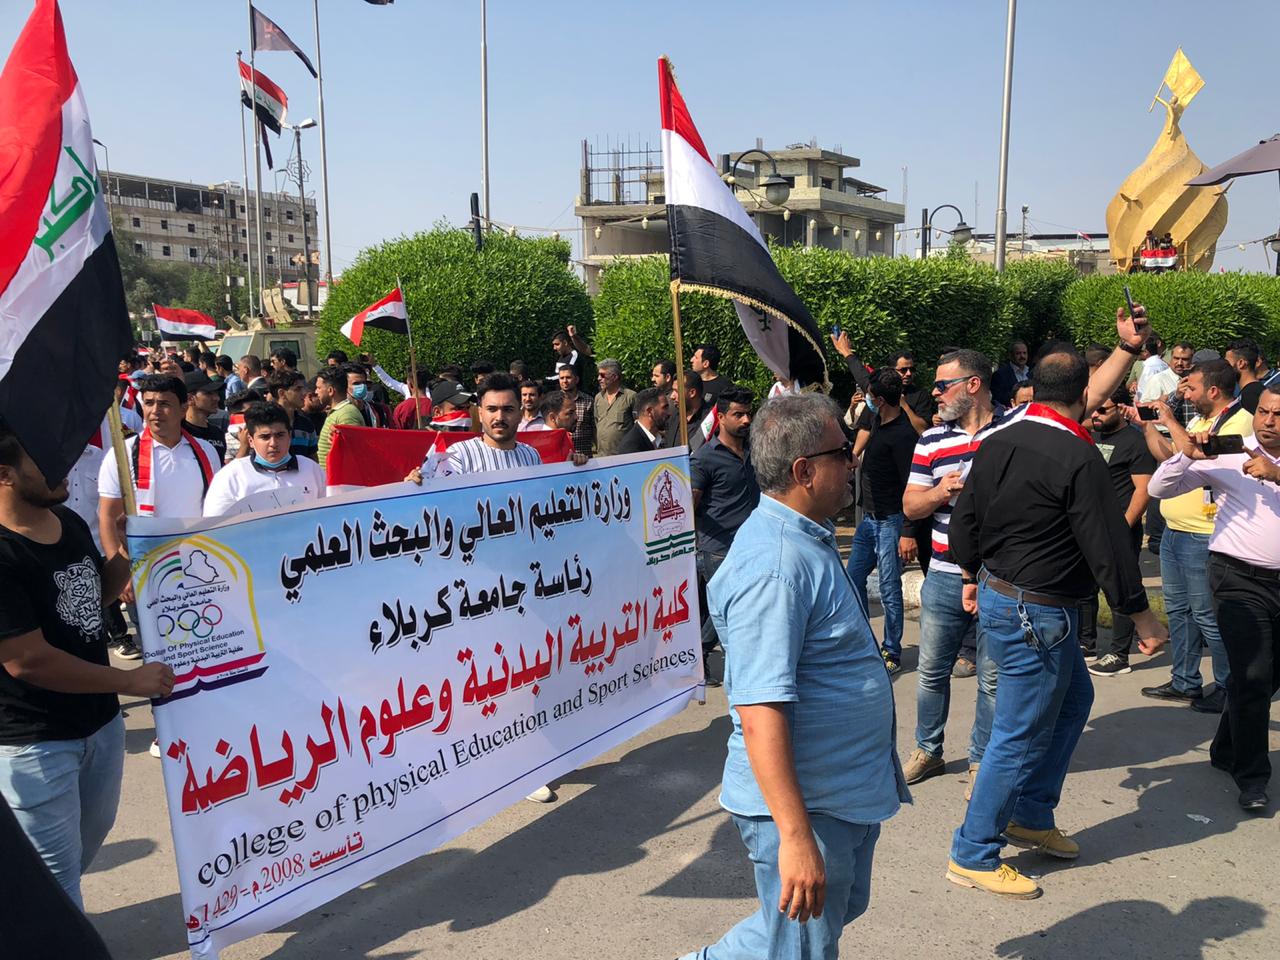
top-left (642, 462), bottom-right (695, 564)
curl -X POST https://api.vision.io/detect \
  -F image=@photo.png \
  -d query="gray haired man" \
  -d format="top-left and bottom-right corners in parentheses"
top-left (593, 359), bottom-right (636, 457)
top-left (680, 394), bottom-right (908, 960)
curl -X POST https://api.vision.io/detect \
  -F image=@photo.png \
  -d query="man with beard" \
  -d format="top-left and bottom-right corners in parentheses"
top-left (0, 420), bottom-right (174, 907)
top-left (616, 388), bottom-right (671, 454)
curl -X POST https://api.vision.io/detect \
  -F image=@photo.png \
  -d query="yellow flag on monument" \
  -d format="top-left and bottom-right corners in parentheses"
top-left (1162, 47), bottom-right (1204, 107)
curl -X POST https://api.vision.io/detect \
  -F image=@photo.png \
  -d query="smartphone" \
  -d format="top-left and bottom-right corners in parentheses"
top-left (1202, 435), bottom-right (1245, 457)
top-left (833, 322), bottom-right (843, 338)
top-left (1137, 406), bottom-right (1160, 422)
top-left (1123, 285), bottom-right (1136, 315)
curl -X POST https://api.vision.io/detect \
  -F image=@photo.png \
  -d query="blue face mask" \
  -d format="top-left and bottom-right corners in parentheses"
top-left (350, 383), bottom-right (369, 401)
top-left (865, 395), bottom-right (879, 415)
top-left (253, 452), bottom-right (292, 470)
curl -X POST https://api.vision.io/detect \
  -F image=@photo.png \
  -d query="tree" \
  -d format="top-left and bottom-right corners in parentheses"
top-left (181, 265), bottom-right (247, 324)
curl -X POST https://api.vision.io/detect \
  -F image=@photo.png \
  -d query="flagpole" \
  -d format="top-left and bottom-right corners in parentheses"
top-left (312, 0), bottom-right (334, 285)
top-left (669, 279), bottom-right (690, 449)
top-left (105, 403), bottom-right (137, 517)
top-left (479, 0), bottom-right (491, 228)
top-left (247, 0), bottom-right (267, 317)
top-left (236, 51), bottom-right (256, 318)
top-left (398, 276), bottom-right (423, 429)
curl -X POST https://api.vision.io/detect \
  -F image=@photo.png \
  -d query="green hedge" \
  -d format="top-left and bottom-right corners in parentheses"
top-left (317, 227), bottom-right (592, 380)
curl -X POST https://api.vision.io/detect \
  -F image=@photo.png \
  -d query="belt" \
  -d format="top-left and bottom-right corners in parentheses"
top-left (864, 509), bottom-right (902, 521)
top-left (1209, 551), bottom-right (1280, 582)
top-left (978, 569), bottom-right (1082, 609)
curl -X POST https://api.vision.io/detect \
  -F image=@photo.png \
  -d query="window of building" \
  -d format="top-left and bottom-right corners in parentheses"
top-left (821, 178), bottom-right (834, 190)
top-left (240, 228), bottom-right (247, 238)
top-left (131, 216), bottom-right (141, 228)
top-left (187, 223), bottom-right (195, 233)
top-left (285, 209), bottom-right (295, 222)
top-left (242, 253), bottom-right (248, 263)
top-left (263, 206), bottom-right (272, 218)
top-left (188, 247), bottom-right (198, 259)
top-left (159, 219), bottom-right (168, 230)
top-left (133, 242), bottom-right (143, 254)
top-left (304, 213), bottom-right (311, 224)
top-left (267, 254), bottom-right (275, 266)
top-left (265, 231), bottom-right (272, 241)
top-left (161, 245), bottom-right (171, 257)
top-left (287, 234), bottom-right (294, 243)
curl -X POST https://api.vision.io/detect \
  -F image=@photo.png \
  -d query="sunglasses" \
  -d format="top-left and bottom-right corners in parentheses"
top-left (933, 375), bottom-right (974, 394)
top-left (896, 366), bottom-right (915, 374)
top-left (800, 440), bottom-right (854, 463)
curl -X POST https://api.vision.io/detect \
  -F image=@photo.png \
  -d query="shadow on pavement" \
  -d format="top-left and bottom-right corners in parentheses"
top-left (995, 897), bottom-right (1265, 960)
top-left (86, 838), bottom-right (157, 875)
top-left (245, 713), bottom-right (733, 959)
top-left (92, 892), bottom-right (188, 960)
top-left (1071, 705), bottom-right (1215, 773)
top-left (644, 814), bottom-right (755, 900)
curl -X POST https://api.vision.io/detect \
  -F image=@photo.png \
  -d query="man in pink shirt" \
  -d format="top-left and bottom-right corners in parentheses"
top-left (1149, 385), bottom-right (1280, 812)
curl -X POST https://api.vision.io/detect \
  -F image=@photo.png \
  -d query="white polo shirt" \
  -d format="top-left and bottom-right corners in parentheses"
top-left (202, 456), bottom-right (326, 517)
top-left (97, 433), bottom-right (220, 518)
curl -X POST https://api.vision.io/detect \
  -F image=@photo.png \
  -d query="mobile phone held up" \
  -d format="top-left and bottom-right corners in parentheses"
top-left (832, 323), bottom-right (843, 339)
top-left (1123, 285), bottom-right (1136, 316)
top-left (1137, 406), bottom-right (1160, 422)
top-left (1202, 435), bottom-right (1245, 457)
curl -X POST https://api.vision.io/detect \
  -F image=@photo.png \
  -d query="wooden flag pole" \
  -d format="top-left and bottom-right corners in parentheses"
top-left (105, 402), bottom-right (137, 517)
top-left (398, 277), bottom-right (423, 429)
top-left (669, 279), bottom-right (690, 449)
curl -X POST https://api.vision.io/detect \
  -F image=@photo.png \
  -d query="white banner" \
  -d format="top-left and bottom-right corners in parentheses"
top-left (127, 450), bottom-right (703, 958)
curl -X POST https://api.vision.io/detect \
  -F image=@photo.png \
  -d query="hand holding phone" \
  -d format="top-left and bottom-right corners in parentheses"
top-left (1137, 405), bottom-right (1160, 422)
top-left (1201, 434), bottom-right (1245, 458)
top-left (1124, 285), bottom-right (1136, 316)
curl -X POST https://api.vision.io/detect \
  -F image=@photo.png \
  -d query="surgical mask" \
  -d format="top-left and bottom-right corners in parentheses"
top-left (865, 395), bottom-right (879, 415)
top-left (350, 383), bottom-right (369, 401)
top-left (253, 452), bottom-right (292, 470)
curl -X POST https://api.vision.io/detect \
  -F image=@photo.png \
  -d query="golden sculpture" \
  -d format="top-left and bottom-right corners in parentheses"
top-left (1106, 49), bottom-right (1227, 273)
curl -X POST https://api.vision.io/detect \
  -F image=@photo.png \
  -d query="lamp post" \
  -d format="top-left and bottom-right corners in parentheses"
top-left (727, 149), bottom-right (791, 207)
top-left (288, 118), bottom-right (318, 308)
top-left (91, 138), bottom-right (113, 210)
top-left (1270, 234), bottom-right (1280, 277)
top-left (920, 204), bottom-right (973, 259)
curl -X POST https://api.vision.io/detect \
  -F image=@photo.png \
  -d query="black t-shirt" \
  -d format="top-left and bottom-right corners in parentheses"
top-left (859, 411), bottom-right (918, 517)
top-left (184, 419), bottom-right (228, 462)
top-left (903, 383), bottom-right (936, 423)
top-left (1091, 424), bottom-right (1156, 520)
top-left (0, 508), bottom-right (119, 744)
top-left (700, 375), bottom-right (732, 411)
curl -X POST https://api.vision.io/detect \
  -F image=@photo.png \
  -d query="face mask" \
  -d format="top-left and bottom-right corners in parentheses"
top-left (351, 383), bottom-right (369, 401)
top-left (864, 395), bottom-right (879, 415)
top-left (253, 452), bottom-right (292, 470)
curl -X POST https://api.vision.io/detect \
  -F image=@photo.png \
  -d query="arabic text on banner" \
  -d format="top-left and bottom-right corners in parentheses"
top-left (126, 450), bottom-right (702, 958)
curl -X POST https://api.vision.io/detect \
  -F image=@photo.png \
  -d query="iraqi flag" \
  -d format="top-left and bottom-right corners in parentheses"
top-left (0, 0), bottom-right (132, 485)
top-left (340, 287), bottom-right (409, 345)
top-left (658, 56), bottom-right (828, 391)
top-left (238, 57), bottom-right (287, 134)
top-left (154, 304), bottom-right (217, 340)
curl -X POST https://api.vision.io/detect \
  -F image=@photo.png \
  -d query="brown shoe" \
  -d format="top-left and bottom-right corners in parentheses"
top-left (903, 748), bottom-right (945, 784)
top-left (965, 762), bottom-right (979, 802)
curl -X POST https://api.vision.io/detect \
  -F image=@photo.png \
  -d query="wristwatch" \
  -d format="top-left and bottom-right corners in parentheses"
top-left (1118, 340), bottom-right (1143, 356)
top-left (961, 574), bottom-right (977, 585)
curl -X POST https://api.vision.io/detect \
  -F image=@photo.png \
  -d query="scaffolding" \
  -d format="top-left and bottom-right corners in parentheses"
top-left (579, 136), bottom-right (664, 206)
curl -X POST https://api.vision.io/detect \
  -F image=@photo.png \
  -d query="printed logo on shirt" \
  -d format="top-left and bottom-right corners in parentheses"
top-left (53, 557), bottom-right (104, 640)
top-left (1097, 442), bottom-right (1116, 464)
top-left (642, 463), bottom-right (695, 564)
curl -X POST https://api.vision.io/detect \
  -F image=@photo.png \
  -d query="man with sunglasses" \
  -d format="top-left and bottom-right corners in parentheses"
top-left (681, 394), bottom-right (908, 960)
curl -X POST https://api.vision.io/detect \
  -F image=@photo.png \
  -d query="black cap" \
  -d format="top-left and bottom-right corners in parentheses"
top-left (183, 370), bottom-right (222, 394)
top-left (431, 381), bottom-right (473, 407)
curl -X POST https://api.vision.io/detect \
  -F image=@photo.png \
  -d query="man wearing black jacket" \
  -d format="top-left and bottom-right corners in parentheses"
top-left (616, 388), bottom-right (669, 454)
top-left (945, 352), bottom-right (1167, 900)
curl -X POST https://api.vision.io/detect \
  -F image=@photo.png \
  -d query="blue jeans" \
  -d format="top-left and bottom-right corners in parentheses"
top-left (847, 513), bottom-right (905, 659)
top-left (915, 569), bottom-right (997, 763)
top-left (950, 584), bottom-right (1093, 870)
top-left (1160, 529), bottom-right (1231, 694)
top-left (683, 815), bottom-right (880, 960)
top-left (0, 714), bottom-right (124, 909)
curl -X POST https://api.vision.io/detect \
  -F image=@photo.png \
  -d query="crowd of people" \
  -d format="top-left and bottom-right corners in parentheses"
top-left (2, 305), bottom-right (1279, 957)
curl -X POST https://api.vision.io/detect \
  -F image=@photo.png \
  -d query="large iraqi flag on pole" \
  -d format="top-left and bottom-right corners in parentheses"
top-left (340, 287), bottom-right (409, 345)
top-left (658, 56), bottom-right (828, 391)
top-left (0, 0), bottom-right (132, 485)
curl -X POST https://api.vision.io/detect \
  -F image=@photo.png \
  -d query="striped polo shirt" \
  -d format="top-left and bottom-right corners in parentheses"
top-left (907, 404), bottom-right (1023, 575)
top-left (438, 437), bottom-right (544, 477)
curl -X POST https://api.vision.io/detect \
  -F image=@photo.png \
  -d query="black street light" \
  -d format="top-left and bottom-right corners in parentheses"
top-left (921, 204), bottom-right (973, 259)
top-left (1270, 233), bottom-right (1280, 277)
top-left (727, 149), bottom-right (791, 207)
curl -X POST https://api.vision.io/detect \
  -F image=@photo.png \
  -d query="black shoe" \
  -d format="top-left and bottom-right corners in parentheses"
top-left (1238, 787), bottom-right (1268, 812)
top-left (703, 676), bottom-right (722, 688)
top-left (1079, 644), bottom-right (1098, 663)
top-left (1141, 680), bottom-right (1200, 703)
top-left (1190, 687), bottom-right (1227, 714)
top-left (1089, 654), bottom-right (1131, 677)
top-left (952, 657), bottom-right (977, 678)
top-left (112, 637), bottom-right (143, 661)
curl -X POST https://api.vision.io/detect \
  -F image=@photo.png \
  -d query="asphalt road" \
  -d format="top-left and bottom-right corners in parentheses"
top-left (83, 603), bottom-right (1279, 960)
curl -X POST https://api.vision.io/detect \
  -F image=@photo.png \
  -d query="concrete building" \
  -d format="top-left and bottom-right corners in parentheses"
top-left (576, 139), bottom-right (906, 291)
top-left (102, 171), bottom-right (319, 286)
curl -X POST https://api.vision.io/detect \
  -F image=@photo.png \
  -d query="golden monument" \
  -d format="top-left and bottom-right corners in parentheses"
top-left (1106, 49), bottom-right (1228, 272)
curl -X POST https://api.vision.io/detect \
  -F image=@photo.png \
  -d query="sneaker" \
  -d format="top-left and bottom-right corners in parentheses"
top-left (1079, 644), bottom-right (1098, 663)
top-left (952, 657), bottom-right (977, 679)
top-left (882, 650), bottom-right (901, 676)
top-left (1190, 687), bottom-right (1226, 713)
top-left (1004, 824), bottom-right (1079, 860)
top-left (1141, 680), bottom-right (1201, 703)
top-left (149, 739), bottom-right (162, 759)
top-left (903, 748), bottom-right (945, 785)
top-left (525, 785), bottom-right (555, 803)
top-left (1238, 787), bottom-right (1268, 812)
top-left (1089, 653), bottom-right (1131, 677)
top-left (112, 638), bottom-right (143, 661)
top-left (965, 762), bottom-right (979, 802)
top-left (946, 861), bottom-right (1042, 899)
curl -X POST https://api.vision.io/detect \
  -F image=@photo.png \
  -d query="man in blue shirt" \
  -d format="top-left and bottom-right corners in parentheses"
top-left (680, 394), bottom-right (909, 960)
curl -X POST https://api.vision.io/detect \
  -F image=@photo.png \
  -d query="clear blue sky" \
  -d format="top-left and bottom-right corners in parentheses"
top-left (5, 0), bottom-right (1279, 273)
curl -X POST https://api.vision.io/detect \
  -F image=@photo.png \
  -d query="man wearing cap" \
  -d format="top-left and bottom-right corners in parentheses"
top-left (182, 371), bottom-right (228, 462)
top-left (428, 381), bottom-right (474, 432)
top-left (315, 368), bottom-right (365, 471)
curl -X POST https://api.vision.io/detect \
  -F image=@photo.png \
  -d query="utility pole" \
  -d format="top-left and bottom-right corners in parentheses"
top-left (479, 0), bottom-right (491, 228)
top-left (993, 0), bottom-right (1017, 272)
top-left (1020, 204), bottom-right (1028, 259)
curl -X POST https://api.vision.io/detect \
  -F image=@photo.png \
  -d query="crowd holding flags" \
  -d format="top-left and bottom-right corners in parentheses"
top-left (0, 0), bottom-right (131, 485)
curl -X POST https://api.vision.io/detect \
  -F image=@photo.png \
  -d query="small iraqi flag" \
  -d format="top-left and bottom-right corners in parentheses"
top-left (0, 0), bottom-right (132, 485)
top-left (238, 57), bottom-right (287, 134)
top-left (340, 287), bottom-right (409, 345)
top-left (154, 304), bottom-right (217, 340)
top-left (659, 56), bottom-right (828, 391)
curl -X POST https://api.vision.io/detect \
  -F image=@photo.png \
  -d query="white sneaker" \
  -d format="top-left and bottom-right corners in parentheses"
top-left (149, 739), bottom-right (162, 759)
top-left (525, 784), bottom-right (554, 803)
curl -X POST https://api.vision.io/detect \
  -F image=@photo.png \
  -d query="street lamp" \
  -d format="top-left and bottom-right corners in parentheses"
top-left (287, 118), bottom-right (318, 309)
top-left (91, 137), bottom-right (113, 209)
top-left (728, 149), bottom-right (791, 207)
top-left (920, 204), bottom-right (973, 258)
top-left (1269, 233), bottom-right (1280, 277)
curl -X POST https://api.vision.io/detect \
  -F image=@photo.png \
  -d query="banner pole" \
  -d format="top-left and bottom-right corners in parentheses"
top-left (106, 403), bottom-right (137, 517)
top-left (247, 0), bottom-right (267, 317)
top-left (236, 51), bottom-right (256, 318)
top-left (398, 277), bottom-right (423, 429)
top-left (312, 0), bottom-right (334, 286)
top-left (669, 279), bottom-right (689, 449)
